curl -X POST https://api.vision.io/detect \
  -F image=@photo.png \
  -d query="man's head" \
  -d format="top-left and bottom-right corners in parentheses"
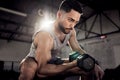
top-left (56, 0), bottom-right (83, 34)
top-left (59, 0), bottom-right (83, 13)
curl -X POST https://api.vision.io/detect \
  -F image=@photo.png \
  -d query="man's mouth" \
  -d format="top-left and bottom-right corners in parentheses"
top-left (66, 28), bottom-right (73, 30)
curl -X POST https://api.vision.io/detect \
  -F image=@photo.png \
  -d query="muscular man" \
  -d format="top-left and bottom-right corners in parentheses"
top-left (19, 0), bottom-right (104, 80)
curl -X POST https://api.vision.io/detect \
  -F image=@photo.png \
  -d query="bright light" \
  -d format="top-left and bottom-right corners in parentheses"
top-left (40, 16), bottom-right (54, 27)
top-left (100, 35), bottom-right (107, 39)
top-left (34, 11), bottom-right (55, 32)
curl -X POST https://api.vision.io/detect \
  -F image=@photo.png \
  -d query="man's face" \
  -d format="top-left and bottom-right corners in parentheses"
top-left (57, 9), bottom-right (82, 34)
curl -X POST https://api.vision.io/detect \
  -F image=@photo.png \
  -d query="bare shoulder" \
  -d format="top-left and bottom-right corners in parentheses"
top-left (34, 31), bottom-right (53, 49)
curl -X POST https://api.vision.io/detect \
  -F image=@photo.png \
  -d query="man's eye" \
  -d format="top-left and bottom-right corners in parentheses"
top-left (68, 19), bottom-right (74, 22)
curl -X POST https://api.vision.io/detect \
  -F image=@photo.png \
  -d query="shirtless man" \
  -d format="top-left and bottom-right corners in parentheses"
top-left (19, 0), bottom-right (104, 80)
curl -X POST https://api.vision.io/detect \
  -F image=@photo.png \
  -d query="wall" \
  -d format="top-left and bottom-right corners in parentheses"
top-left (82, 34), bottom-right (120, 70)
top-left (0, 39), bottom-right (31, 61)
top-left (0, 39), bottom-right (31, 71)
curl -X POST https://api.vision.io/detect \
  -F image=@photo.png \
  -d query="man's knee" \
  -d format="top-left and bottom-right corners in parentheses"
top-left (19, 70), bottom-right (35, 80)
top-left (19, 57), bottom-right (38, 80)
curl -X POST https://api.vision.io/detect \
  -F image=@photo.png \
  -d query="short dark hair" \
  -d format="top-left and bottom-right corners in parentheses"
top-left (59, 0), bottom-right (83, 13)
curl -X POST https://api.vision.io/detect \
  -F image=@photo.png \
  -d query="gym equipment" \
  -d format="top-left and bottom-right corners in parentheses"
top-left (69, 51), bottom-right (95, 72)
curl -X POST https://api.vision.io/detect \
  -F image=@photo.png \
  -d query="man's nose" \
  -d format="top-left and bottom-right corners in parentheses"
top-left (70, 23), bottom-right (76, 28)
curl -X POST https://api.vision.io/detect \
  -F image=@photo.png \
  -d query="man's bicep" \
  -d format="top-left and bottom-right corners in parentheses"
top-left (33, 32), bottom-right (53, 65)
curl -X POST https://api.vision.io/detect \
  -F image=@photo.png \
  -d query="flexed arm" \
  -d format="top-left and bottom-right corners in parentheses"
top-left (34, 32), bottom-right (77, 77)
top-left (68, 29), bottom-right (104, 80)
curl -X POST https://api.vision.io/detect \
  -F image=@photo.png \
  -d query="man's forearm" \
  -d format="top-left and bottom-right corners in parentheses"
top-left (37, 60), bottom-right (77, 77)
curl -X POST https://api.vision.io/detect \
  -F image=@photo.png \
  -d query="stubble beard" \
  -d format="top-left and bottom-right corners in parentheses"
top-left (58, 23), bottom-right (72, 34)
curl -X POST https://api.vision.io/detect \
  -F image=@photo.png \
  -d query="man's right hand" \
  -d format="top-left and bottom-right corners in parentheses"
top-left (77, 54), bottom-right (95, 72)
top-left (69, 51), bottom-right (95, 72)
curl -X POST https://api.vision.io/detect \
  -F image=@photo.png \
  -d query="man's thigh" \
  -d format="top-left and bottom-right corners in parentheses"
top-left (34, 72), bottom-right (80, 80)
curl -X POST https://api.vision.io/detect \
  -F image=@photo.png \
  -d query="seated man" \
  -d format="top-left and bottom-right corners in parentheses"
top-left (19, 0), bottom-right (104, 80)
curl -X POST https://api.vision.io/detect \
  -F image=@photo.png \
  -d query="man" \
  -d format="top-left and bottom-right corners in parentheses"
top-left (19, 0), bottom-right (104, 80)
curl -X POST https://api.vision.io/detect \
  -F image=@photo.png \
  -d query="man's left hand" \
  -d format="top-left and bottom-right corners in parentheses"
top-left (94, 64), bottom-right (104, 80)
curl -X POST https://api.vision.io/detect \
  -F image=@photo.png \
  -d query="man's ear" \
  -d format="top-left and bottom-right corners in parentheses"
top-left (57, 10), bottom-right (62, 18)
